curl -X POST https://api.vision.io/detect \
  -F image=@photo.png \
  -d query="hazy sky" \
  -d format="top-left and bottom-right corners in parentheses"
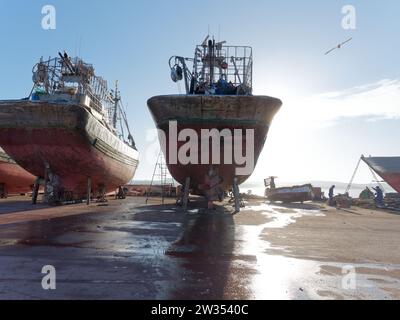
top-left (0, 0), bottom-right (399, 185)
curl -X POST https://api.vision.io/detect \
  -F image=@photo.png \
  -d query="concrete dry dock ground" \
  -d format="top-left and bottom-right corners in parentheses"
top-left (0, 196), bottom-right (399, 299)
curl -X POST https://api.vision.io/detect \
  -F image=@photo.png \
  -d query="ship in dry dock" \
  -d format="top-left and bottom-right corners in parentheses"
top-left (148, 36), bottom-right (282, 205)
top-left (0, 147), bottom-right (36, 198)
top-left (0, 52), bottom-right (139, 204)
top-left (362, 156), bottom-right (400, 193)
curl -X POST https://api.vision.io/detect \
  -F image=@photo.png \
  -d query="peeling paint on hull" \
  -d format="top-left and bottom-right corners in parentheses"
top-left (147, 95), bottom-right (281, 192)
top-left (0, 101), bottom-right (139, 198)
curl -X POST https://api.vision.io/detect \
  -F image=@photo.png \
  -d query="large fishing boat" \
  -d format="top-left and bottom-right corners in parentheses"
top-left (0, 147), bottom-right (36, 197)
top-left (148, 37), bottom-right (281, 205)
top-left (0, 52), bottom-right (139, 203)
top-left (362, 156), bottom-right (400, 193)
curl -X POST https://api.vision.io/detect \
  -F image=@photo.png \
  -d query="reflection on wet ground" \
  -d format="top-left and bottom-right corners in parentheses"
top-left (0, 197), bottom-right (399, 299)
top-left (241, 202), bottom-right (400, 299)
top-left (0, 197), bottom-right (49, 215)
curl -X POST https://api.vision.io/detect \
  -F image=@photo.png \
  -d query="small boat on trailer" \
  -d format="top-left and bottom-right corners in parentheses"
top-left (0, 52), bottom-right (139, 204)
top-left (265, 184), bottom-right (314, 204)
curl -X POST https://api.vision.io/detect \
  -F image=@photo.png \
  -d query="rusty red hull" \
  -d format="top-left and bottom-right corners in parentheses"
top-left (0, 150), bottom-right (36, 196)
top-left (380, 173), bottom-right (400, 193)
top-left (147, 95), bottom-right (281, 192)
top-left (362, 157), bottom-right (400, 193)
top-left (0, 101), bottom-right (139, 199)
top-left (160, 123), bottom-right (269, 191)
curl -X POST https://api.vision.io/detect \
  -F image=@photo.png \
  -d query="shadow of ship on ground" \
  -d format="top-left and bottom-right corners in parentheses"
top-left (163, 199), bottom-right (243, 299)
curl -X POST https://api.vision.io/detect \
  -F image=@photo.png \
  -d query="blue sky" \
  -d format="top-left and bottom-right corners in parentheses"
top-left (0, 0), bottom-right (399, 185)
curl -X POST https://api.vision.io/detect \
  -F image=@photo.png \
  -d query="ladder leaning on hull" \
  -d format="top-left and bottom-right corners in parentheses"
top-left (146, 150), bottom-right (174, 205)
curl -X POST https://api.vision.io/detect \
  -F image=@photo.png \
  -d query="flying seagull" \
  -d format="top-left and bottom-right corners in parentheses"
top-left (325, 37), bottom-right (353, 55)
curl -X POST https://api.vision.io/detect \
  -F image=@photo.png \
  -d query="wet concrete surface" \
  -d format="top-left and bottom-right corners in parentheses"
top-left (0, 196), bottom-right (399, 299)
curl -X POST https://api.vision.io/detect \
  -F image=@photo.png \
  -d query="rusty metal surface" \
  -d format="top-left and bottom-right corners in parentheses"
top-left (0, 100), bottom-right (139, 198)
top-left (147, 95), bottom-right (281, 191)
top-left (148, 95), bottom-right (281, 127)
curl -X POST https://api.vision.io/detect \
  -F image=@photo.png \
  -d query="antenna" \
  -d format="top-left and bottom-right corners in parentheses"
top-left (78, 36), bottom-right (82, 57)
top-left (118, 96), bottom-right (137, 150)
top-left (201, 35), bottom-right (210, 46)
top-left (112, 80), bottom-right (119, 129)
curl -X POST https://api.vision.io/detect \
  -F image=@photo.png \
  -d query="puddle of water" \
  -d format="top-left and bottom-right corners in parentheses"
top-left (247, 203), bottom-right (325, 229)
top-left (236, 222), bottom-right (320, 299)
top-left (235, 203), bottom-right (400, 299)
top-left (104, 220), bottom-right (182, 231)
top-left (186, 209), bottom-right (201, 215)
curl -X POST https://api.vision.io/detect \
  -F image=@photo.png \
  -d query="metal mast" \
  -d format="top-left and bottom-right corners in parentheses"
top-left (112, 81), bottom-right (120, 129)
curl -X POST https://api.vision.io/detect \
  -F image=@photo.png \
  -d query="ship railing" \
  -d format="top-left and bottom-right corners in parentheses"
top-left (193, 45), bottom-right (253, 92)
top-left (83, 89), bottom-right (103, 113)
top-left (32, 56), bottom-right (114, 114)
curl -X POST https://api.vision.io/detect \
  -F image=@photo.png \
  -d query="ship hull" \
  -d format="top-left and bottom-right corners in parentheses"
top-left (0, 101), bottom-right (139, 199)
top-left (362, 156), bottom-right (400, 193)
top-left (147, 95), bottom-right (281, 192)
top-left (0, 149), bottom-right (36, 196)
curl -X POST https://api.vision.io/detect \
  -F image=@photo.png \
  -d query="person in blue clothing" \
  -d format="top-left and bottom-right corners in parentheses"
top-left (216, 74), bottom-right (229, 94)
top-left (328, 185), bottom-right (335, 206)
top-left (372, 186), bottom-right (384, 207)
